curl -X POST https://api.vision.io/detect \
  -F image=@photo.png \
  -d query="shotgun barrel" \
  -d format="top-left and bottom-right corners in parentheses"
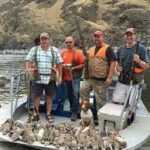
top-left (75, 17), bottom-right (89, 79)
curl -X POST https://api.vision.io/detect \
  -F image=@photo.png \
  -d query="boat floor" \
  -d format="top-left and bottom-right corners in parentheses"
top-left (0, 101), bottom-right (11, 124)
top-left (120, 101), bottom-right (150, 150)
top-left (0, 97), bottom-right (150, 150)
top-left (21, 113), bottom-right (80, 126)
top-left (0, 97), bottom-right (81, 150)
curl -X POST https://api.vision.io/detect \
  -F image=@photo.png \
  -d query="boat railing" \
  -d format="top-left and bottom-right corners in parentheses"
top-left (9, 71), bottom-right (27, 120)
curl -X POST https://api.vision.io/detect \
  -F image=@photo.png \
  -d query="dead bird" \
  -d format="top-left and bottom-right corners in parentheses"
top-left (0, 119), bottom-right (127, 149)
top-left (1, 122), bottom-right (11, 135)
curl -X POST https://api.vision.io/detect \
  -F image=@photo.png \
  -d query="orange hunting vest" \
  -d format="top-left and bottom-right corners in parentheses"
top-left (88, 43), bottom-right (109, 78)
top-left (134, 67), bottom-right (143, 73)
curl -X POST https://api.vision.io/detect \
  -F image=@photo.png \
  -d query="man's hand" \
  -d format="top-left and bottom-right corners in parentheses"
top-left (62, 64), bottom-right (67, 70)
top-left (116, 65), bottom-right (123, 72)
top-left (62, 64), bottom-right (72, 70)
top-left (57, 76), bottom-right (62, 85)
top-left (134, 54), bottom-right (140, 63)
top-left (71, 67), bottom-right (75, 71)
top-left (134, 54), bottom-right (149, 70)
top-left (105, 76), bottom-right (113, 87)
top-left (25, 67), bottom-right (38, 80)
top-left (25, 69), bottom-right (30, 80)
top-left (26, 68), bottom-right (38, 72)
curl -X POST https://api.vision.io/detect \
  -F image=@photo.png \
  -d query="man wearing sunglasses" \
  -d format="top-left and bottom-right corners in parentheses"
top-left (61, 36), bottom-right (85, 121)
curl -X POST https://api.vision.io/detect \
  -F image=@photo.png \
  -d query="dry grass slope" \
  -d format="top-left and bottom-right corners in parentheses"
top-left (24, 0), bottom-right (64, 29)
top-left (0, 0), bottom-right (149, 48)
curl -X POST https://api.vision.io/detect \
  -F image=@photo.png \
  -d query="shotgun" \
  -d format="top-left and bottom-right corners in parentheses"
top-left (75, 17), bottom-right (87, 57)
top-left (75, 17), bottom-right (89, 79)
top-left (26, 79), bottom-right (33, 123)
top-left (130, 41), bottom-right (139, 85)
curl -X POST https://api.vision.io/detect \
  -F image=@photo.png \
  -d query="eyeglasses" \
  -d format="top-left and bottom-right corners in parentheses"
top-left (65, 41), bottom-right (72, 44)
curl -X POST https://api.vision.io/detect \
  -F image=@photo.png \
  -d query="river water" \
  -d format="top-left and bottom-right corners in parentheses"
top-left (0, 54), bottom-right (26, 77)
top-left (0, 54), bottom-right (37, 150)
top-left (0, 54), bottom-right (149, 149)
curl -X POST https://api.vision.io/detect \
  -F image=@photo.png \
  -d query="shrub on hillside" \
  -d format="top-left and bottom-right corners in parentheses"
top-left (2, 7), bottom-right (22, 31)
top-left (36, 0), bottom-right (58, 8)
top-left (117, 3), bottom-right (144, 10)
top-left (105, 0), bottom-right (118, 5)
top-left (61, 0), bottom-right (98, 22)
top-left (117, 9), bottom-right (150, 30)
top-left (102, 3), bottom-right (144, 23)
top-left (105, 27), bottom-right (124, 46)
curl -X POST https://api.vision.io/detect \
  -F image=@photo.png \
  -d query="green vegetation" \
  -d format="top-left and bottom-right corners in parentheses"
top-left (0, 0), bottom-right (150, 49)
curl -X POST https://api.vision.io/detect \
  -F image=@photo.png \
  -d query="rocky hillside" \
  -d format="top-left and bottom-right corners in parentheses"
top-left (0, 0), bottom-right (150, 49)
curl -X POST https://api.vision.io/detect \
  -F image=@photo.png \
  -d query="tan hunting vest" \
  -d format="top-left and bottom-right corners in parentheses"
top-left (88, 43), bottom-right (109, 78)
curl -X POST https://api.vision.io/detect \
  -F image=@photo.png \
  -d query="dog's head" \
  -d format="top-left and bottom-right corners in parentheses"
top-left (81, 101), bottom-right (91, 112)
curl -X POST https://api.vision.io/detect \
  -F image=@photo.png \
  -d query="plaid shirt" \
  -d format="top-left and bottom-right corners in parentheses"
top-left (25, 45), bottom-right (63, 84)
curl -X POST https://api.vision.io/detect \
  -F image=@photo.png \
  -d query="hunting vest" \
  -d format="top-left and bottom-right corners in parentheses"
top-left (33, 46), bottom-right (57, 81)
top-left (134, 67), bottom-right (143, 73)
top-left (88, 44), bottom-right (109, 78)
top-left (71, 50), bottom-right (83, 79)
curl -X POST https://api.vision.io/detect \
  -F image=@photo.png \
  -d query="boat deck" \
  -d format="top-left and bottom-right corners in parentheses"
top-left (0, 102), bottom-right (10, 123)
top-left (0, 96), bottom-right (150, 150)
top-left (120, 101), bottom-right (150, 150)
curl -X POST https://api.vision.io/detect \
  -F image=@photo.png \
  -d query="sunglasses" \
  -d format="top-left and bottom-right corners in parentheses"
top-left (66, 41), bottom-right (72, 44)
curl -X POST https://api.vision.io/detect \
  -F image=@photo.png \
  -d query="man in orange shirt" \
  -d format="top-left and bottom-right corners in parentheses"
top-left (61, 36), bottom-right (85, 121)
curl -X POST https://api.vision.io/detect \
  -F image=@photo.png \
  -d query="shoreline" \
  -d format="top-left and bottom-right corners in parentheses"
top-left (0, 49), bottom-right (28, 55)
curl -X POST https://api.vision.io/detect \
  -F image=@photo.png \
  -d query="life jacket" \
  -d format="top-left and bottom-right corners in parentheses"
top-left (134, 67), bottom-right (143, 73)
top-left (88, 43), bottom-right (109, 78)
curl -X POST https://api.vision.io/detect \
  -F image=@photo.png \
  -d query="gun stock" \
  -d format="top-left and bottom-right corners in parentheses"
top-left (75, 17), bottom-right (89, 79)
top-left (75, 17), bottom-right (87, 57)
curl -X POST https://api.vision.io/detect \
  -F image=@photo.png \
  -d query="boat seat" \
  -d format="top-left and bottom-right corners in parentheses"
top-left (98, 83), bottom-right (143, 132)
top-left (98, 103), bottom-right (128, 131)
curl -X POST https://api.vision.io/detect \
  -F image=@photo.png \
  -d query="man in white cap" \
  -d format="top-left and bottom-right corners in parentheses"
top-left (112, 28), bottom-right (149, 124)
top-left (25, 32), bottom-right (63, 122)
top-left (80, 30), bottom-right (116, 123)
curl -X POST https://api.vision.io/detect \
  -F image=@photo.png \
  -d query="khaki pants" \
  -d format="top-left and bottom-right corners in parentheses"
top-left (80, 79), bottom-right (106, 110)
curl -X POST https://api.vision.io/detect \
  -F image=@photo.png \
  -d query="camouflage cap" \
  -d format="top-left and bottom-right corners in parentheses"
top-left (40, 32), bottom-right (50, 38)
top-left (125, 28), bottom-right (135, 34)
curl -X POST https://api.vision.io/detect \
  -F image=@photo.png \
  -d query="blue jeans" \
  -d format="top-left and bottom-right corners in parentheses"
top-left (64, 78), bottom-right (80, 113)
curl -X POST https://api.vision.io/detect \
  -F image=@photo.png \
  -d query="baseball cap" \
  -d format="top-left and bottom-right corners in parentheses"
top-left (93, 31), bottom-right (104, 37)
top-left (125, 28), bottom-right (135, 34)
top-left (40, 32), bottom-right (50, 38)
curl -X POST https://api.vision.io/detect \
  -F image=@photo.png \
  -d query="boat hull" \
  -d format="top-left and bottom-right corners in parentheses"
top-left (0, 96), bottom-right (150, 150)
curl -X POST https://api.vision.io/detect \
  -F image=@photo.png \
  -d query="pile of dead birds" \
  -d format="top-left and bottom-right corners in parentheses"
top-left (0, 120), bottom-right (127, 150)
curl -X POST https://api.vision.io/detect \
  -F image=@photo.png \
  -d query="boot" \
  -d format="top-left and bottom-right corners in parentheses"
top-left (71, 113), bottom-right (77, 121)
